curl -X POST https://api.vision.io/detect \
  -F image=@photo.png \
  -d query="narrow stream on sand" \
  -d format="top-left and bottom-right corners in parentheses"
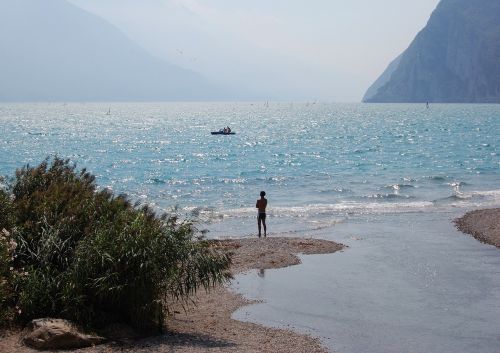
top-left (231, 212), bottom-right (500, 353)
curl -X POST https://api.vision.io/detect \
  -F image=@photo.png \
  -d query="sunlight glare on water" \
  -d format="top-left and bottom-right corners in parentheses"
top-left (0, 102), bottom-right (498, 237)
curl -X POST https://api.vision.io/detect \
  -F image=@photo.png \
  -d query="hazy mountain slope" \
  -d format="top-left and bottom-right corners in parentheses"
top-left (362, 54), bottom-right (402, 102)
top-left (364, 0), bottom-right (500, 103)
top-left (0, 0), bottom-right (223, 101)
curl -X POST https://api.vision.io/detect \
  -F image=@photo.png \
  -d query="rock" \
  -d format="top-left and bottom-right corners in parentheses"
top-left (23, 318), bottom-right (105, 350)
top-left (364, 0), bottom-right (500, 103)
top-left (362, 54), bottom-right (403, 102)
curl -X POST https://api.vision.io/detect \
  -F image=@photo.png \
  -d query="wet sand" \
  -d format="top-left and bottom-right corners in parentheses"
top-left (0, 237), bottom-right (344, 353)
top-left (455, 208), bottom-right (500, 248)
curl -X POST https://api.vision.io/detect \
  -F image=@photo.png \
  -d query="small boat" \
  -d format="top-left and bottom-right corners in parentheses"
top-left (211, 131), bottom-right (236, 135)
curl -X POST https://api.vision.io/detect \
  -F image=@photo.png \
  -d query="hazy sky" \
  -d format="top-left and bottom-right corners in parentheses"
top-left (67, 0), bottom-right (440, 102)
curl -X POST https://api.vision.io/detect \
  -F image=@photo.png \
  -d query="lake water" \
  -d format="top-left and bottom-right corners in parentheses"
top-left (0, 103), bottom-right (498, 236)
top-left (0, 102), bottom-right (499, 352)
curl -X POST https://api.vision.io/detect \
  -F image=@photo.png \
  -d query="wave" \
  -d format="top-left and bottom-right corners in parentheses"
top-left (187, 201), bottom-right (436, 222)
top-left (252, 176), bottom-right (295, 183)
top-left (219, 177), bottom-right (248, 184)
top-left (474, 189), bottom-right (500, 198)
top-left (319, 188), bottom-right (352, 194)
top-left (147, 178), bottom-right (166, 185)
top-left (426, 175), bottom-right (448, 182)
top-left (363, 193), bottom-right (415, 200)
top-left (401, 177), bottom-right (417, 182)
top-left (146, 176), bottom-right (249, 186)
top-left (384, 184), bottom-right (416, 191)
top-left (433, 194), bottom-right (471, 204)
top-left (447, 181), bottom-right (468, 188)
top-left (433, 189), bottom-right (500, 206)
top-left (178, 189), bottom-right (500, 224)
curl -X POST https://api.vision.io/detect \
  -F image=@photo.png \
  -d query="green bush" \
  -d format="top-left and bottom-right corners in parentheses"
top-left (0, 230), bottom-right (14, 325)
top-left (0, 158), bottom-right (232, 329)
top-left (0, 188), bottom-right (15, 325)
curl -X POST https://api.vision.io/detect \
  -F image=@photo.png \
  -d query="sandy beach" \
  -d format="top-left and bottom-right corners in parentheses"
top-left (0, 237), bottom-right (344, 353)
top-left (455, 208), bottom-right (500, 248)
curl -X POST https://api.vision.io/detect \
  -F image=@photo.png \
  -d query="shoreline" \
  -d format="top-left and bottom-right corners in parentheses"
top-left (455, 208), bottom-right (500, 248)
top-left (1, 237), bottom-right (344, 353)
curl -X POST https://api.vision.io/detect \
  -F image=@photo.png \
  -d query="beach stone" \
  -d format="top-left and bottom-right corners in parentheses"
top-left (24, 318), bottom-right (105, 350)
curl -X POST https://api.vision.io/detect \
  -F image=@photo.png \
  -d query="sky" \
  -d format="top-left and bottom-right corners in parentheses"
top-left (67, 0), bottom-right (441, 102)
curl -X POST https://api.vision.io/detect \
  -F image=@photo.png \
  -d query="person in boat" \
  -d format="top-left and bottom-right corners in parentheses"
top-left (227, 126), bottom-right (231, 133)
top-left (256, 191), bottom-right (267, 238)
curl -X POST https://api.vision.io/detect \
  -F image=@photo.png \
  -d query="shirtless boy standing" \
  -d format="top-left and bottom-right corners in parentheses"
top-left (256, 191), bottom-right (267, 238)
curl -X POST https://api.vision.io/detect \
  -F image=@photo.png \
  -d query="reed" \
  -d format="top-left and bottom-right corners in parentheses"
top-left (0, 158), bottom-right (232, 329)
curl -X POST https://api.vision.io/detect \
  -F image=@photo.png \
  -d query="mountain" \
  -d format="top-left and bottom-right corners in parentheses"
top-left (363, 54), bottom-right (402, 102)
top-left (0, 0), bottom-right (224, 101)
top-left (364, 0), bottom-right (500, 103)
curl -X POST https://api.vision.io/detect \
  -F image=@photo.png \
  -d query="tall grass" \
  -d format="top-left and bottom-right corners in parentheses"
top-left (0, 158), bottom-right (232, 329)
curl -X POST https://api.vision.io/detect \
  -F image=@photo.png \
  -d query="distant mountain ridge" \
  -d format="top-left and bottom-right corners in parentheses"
top-left (364, 0), bottom-right (500, 103)
top-left (0, 0), bottom-right (224, 101)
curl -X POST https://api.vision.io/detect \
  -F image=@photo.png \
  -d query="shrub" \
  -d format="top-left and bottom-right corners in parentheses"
top-left (65, 207), bottom-right (231, 328)
top-left (0, 158), bottom-right (232, 329)
top-left (0, 187), bottom-right (16, 325)
top-left (0, 183), bottom-right (14, 230)
top-left (0, 230), bottom-right (14, 325)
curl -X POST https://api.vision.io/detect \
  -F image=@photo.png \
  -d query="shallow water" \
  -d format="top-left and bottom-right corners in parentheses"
top-left (232, 212), bottom-right (500, 353)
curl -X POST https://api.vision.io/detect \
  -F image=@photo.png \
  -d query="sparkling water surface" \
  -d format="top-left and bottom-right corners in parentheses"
top-left (0, 103), bottom-right (498, 236)
top-left (1, 103), bottom-right (499, 353)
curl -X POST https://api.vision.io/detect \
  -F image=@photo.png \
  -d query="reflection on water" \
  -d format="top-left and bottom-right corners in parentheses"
top-left (0, 103), bottom-right (498, 239)
top-left (232, 212), bottom-right (500, 353)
